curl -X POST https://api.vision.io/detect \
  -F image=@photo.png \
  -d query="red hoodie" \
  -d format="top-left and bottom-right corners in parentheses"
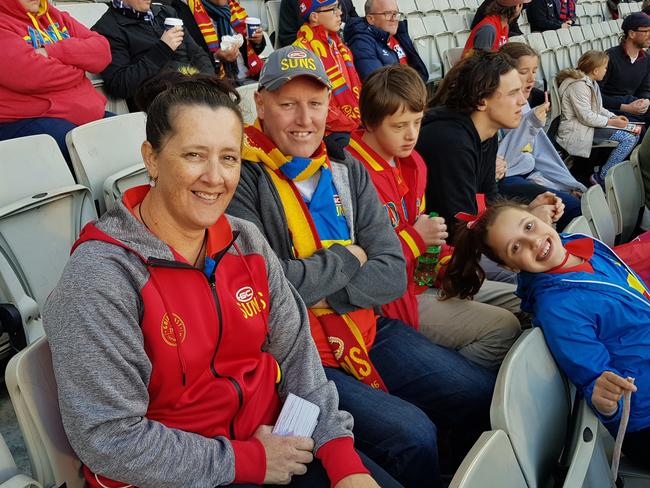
top-left (0, 0), bottom-right (111, 125)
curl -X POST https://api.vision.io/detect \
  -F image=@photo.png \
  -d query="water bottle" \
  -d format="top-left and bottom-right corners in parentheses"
top-left (414, 212), bottom-right (441, 287)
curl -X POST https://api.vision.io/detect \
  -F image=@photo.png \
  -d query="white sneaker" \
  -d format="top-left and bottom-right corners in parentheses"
top-left (641, 206), bottom-right (650, 231)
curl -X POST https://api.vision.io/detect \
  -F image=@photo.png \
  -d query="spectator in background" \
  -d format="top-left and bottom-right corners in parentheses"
top-left (471, 0), bottom-right (523, 37)
top-left (497, 42), bottom-right (585, 231)
top-left (557, 50), bottom-right (639, 187)
top-left (600, 12), bottom-right (650, 125)
top-left (462, 0), bottom-right (530, 58)
top-left (343, 0), bottom-right (428, 82)
top-left (294, 0), bottom-right (362, 145)
top-left (527, 0), bottom-right (575, 32)
top-left (279, 0), bottom-right (357, 47)
top-left (181, 0), bottom-right (266, 85)
top-left (416, 51), bottom-right (565, 281)
top-left (92, 0), bottom-right (214, 105)
top-left (228, 45), bottom-right (497, 488)
top-left (0, 0), bottom-right (111, 162)
top-left (347, 64), bottom-right (521, 370)
top-left (644, 0), bottom-right (650, 15)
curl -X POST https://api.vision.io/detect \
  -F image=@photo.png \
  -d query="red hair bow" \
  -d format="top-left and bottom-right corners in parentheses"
top-left (455, 194), bottom-right (486, 229)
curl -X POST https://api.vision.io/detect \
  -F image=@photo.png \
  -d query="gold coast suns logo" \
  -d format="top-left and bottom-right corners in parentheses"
top-left (334, 195), bottom-right (345, 217)
top-left (236, 286), bottom-right (268, 319)
top-left (160, 313), bottom-right (187, 347)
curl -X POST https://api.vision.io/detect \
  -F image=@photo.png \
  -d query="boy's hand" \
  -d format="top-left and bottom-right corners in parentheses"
top-left (591, 372), bottom-right (636, 417)
top-left (414, 214), bottom-right (448, 247)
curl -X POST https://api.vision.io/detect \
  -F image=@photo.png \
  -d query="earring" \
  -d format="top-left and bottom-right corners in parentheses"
top-left (149, 176), bottom-right (157, 188)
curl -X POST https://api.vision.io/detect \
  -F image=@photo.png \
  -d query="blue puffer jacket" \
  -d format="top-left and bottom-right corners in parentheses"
top-left (343, 17), bottom-right (428, 82)
top-left (517, 234), bottom-right (650, 436)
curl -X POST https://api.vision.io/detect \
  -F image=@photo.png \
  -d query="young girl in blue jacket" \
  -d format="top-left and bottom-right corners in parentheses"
top-left (442, 200), bottom-right (650, 468)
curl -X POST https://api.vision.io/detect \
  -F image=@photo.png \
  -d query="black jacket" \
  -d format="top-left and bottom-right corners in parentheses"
top-left (278, 0), bottom-right (357, 47)
top-left (343, 17), bottom-right (428, 82)
top-left (416, 107), bottom-right (498, 240)
top-left (600, 44), bottom-right (650, 109)
top-left (527, 0), bottom-right (567, 31)
top-left (168, 0), bottom-right (265, 83)
top-left (92, 4), bottom-right (214, 101)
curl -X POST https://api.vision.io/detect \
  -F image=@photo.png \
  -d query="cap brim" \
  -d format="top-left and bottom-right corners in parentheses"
top-left (262, 72), bottom-right (332, 91)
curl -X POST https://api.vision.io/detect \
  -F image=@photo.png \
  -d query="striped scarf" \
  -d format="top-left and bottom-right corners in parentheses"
top-left (294, 23), bottom-right (362, 133)
top-left (243, 122), bottom-right (387, 391)
top-left (188, 0), bottom-right (263, 77)
top-left (559, 0), bottom-right (576, 21)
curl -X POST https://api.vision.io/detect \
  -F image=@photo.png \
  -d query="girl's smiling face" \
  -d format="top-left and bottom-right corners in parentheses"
top-left (486, 207), bottom-right (566, 273)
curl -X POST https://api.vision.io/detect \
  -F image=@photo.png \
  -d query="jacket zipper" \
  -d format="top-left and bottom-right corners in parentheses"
top-left (146, 251), bottom-right (244, 440)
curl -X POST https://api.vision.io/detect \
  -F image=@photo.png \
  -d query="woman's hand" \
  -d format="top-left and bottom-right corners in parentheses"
top-left (254, 425), bottom-right (314, 485)
top-left (413, 214), bottom-right (448, 247)
top-left (217, 46), bottom-right (239, 62)
top-left (533, 100), bottom-right (551, 125)
top-left (334, 474), bottom-right (381, 488)
top-left (528, 191), bottom-right (564, 224)
top-left (608, 116), bottom-right (627, 129)
top-left (249, 27), bottom-right (264, 45)
top-left (161, 26), bottom-right (184, 51)
top-left (495, 155), bottom-right (507, 181)
top-left (591, 372), bottom-right (636, 417)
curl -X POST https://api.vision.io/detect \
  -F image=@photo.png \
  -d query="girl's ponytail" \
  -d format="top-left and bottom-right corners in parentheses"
top-left (441, 222), bottom-right (486, 299)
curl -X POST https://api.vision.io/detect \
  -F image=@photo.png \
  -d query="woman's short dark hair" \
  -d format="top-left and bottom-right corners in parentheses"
top-left (359, 64), bottom-right (428, 130)
top-left (135, 70), bottom-right (243, 151)
top-left (430, 50), bottom-right (517, 114)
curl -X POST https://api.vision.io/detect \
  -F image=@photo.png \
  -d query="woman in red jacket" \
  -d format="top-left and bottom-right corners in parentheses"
top-left (463, 0), bottom-right (530, 58)
top-left (0, 0), bottom-right (111, 161)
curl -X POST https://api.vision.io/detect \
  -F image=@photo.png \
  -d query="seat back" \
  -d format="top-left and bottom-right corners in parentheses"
top-left (563, 215), bottom-right (595, 236)
top-left (56, 3), bottom-right (107, 28)
top-left (66, 112), bottom-right (147, 214)
top-left (5, 337), bottom-right (84, 488)
top-left (581, 184), bottom-right (616, 247)
top-left (237, 82), bottom-right (259, 125)
top-left (102, 164), bottom-right (149, 211)
top-left (449, 430), bottom-right (528, 488)
top-left (605, 160), bottom-right (643, 242)
top-left (443, 47), bottom-right (464, 72)
top-left (0, 135), bottom-right (74, 207)
top-left (265, 0), bottom-right (281, 47)
top-left (491, 328), bottom-right (570, 488)
top-left (0, 186), bottom-right (97, 344)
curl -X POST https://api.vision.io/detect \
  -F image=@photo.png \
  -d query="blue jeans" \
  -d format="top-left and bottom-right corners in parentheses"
top-left (0, 113), bottom-right (113, 164)
top-left (325, 317), bottom-right (496, 488)
top-left (498, 175), bottom-right (581, 231)
top-left (226, 450), bottom-right (403, 487)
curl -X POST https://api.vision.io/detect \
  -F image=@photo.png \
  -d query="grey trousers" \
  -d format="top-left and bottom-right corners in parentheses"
top-left (416, 280), bottom-right (521, 370)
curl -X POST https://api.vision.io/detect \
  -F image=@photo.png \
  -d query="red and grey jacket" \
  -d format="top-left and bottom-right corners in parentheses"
top-left (43, 185), bottom-right (365, 488)
top-left (463, 14), bottom-right (509, 57)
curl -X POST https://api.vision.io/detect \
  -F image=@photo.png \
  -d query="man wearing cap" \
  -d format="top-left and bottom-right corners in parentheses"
top-left (600, 12), bottom-right (650, 124)
top-left (292, 0), bottom-right (362, 143)
top-left (343, 0), bottom-right (428, 82)
top-left (462, 0), bottom-right (530, 57)
top-left (227, 45), bottom-right (497, 488)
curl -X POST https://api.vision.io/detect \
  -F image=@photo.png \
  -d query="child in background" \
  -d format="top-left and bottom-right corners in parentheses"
top-left (556, 50), bottom-right (640, 187)
top-left (442, 199), bottom-right (650, 468)
top-left (347, 64), bottom-right (521, 370)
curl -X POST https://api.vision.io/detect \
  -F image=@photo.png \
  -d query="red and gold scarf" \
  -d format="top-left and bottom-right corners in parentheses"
top-left (243, 122), bottom-right (387, 391)
top-left (294, 23), bottom-right (362, 133)
top-left (188, 0), bottom-right (263, 78)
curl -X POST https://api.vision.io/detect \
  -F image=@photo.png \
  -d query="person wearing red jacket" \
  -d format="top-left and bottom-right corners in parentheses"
top-left (463, 0), bottom-right (530, 58)
top-left (347, 64), bottom-right (521, 370)
top-left (0, 0), bottom-right (111, 162)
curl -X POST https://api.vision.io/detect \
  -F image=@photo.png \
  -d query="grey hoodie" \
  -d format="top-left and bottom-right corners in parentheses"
top-left (43, 197), bottom-right (357, 488)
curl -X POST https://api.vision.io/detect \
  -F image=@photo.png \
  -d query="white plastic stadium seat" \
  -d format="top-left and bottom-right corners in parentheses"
top-left (0, 433), bottom-right (42, 488)
top-left (449, 430), bottom-right (527, 488)
top-left (237, 82), bottom-right (259, 125)
top-left (491, 328), bottom-right (570, 488)
top-left (605, 160), bottom-right (644, 242)
top-left (563, 216), bottom-right (594, 236)
top-left (581, 184), bottom-right (616, 247)
top-left (6, 337), bottom-right (84, 488)
top-left (443, 47), bottom-right (464, 72)
top-left (55, 2), bottom-right (108, 29)
top-left (0, 135), bottom-right (73, 207)
top-left (66, 112), bottom-right (147, 214)
top-left (265, 0), bottom-right (281, 47)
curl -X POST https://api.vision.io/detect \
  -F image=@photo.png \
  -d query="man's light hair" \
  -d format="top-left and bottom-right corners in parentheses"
top-left (364, 0), bottom-right (375, 16)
